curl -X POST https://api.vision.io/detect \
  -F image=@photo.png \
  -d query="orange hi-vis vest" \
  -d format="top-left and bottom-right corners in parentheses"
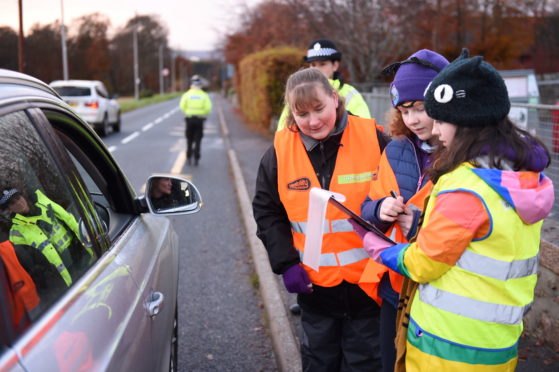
top-left (275, 115), bottom-right (385, 295)
top-left (359, 151), bottom-right (433, 299)
top-left (0, 240), bottom-right (40, 331)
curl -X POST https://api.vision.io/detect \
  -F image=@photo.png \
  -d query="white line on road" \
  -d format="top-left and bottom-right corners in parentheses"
top-left (171, 149), bottom-right (186, 174)
top-left (121, 131), bottom-right (139, 144)
top-left (217, 106), bottom-right (229, 137)
top-left (154, 117), bottom-right (163, 124)
top-left (108, 146), bottom-right (117, 152)
top-left (142, 123), bottom-right (154, 131)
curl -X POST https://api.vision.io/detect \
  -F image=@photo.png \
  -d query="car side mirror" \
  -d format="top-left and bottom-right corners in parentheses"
top-left (144, 175), bottom-right (202, 215)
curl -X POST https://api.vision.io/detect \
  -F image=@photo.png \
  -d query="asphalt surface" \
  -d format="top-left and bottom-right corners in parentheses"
top-left (106, 98), bottom-right (276, 371)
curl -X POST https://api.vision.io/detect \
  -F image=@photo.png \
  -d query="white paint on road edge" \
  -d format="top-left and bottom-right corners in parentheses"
top-left (218, 101), bottom-right (301, 372)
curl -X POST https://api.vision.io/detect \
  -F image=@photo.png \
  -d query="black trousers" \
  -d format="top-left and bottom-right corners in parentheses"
top-left (379, 301), bottom-right (397, 372)
top-left (301, 309), bottom-right (382, 372)
top-left (185, 117), bottom-right (205, 161)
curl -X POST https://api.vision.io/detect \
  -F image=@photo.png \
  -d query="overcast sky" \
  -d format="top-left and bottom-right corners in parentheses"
top-left (0, 0), bottom-right (260, 51)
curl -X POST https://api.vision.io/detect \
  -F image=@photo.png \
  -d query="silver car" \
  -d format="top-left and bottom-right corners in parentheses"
top-left (0, 69), bottom-right (200, 371)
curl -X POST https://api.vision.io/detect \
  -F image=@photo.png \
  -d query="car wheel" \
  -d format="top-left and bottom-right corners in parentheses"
top-left (169, 304), bottom-right (178, 372)
top-left (113, 111), bottom-right (121, 132)
top-left (98, 114), bottom-right (108, 137)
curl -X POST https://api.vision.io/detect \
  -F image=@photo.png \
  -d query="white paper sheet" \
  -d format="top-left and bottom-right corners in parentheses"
top-left (303, 188), bottom-right (346, 271)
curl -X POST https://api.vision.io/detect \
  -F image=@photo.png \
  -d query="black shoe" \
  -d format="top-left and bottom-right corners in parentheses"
top-left (289, 303), bottom-right (301, 315)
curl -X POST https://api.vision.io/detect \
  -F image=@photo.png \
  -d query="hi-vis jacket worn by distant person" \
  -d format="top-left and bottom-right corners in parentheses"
top-left (379, 162), bottom-right (554, 371)
top-left (275, 115), bottom-right (383, 291)
top-left (276, 78), bottom-right (371, 131)
top-left (179, 87), bottom-right (212, 118)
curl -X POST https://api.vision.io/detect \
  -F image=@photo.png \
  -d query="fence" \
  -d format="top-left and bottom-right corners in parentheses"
top-left (362, 93), bottom-right (559, 220)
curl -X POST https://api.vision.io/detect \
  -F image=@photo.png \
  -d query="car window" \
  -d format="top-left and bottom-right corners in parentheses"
top-left (95, 87), bottom-right (107, 98)
top-left (52, 86), bottom-right (91, 97)
top-left (0, 110), bottom-right (98, 339)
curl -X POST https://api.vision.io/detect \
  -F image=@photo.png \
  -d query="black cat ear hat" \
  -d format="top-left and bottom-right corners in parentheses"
top-left (424, 48), bottom-right (510, 128)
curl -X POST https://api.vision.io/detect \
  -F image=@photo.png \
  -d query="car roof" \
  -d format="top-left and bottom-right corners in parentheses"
top-left (50, 80), bottom-right (103, 87)
top-left (0, 68), bottom-right (60, 98)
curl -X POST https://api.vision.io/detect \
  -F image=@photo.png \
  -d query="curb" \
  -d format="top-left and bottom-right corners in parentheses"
top-left (218, 102), bottom-right (302, 371)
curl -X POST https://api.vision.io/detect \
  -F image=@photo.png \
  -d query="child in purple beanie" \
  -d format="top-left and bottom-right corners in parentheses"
top-left (358, 49), bottom-right (449, 372)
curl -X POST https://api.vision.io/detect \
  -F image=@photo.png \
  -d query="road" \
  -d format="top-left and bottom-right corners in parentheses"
top-left (99, 95), bottom-right (559, 371)
top-left (102, 98), bottom-right (277, 371)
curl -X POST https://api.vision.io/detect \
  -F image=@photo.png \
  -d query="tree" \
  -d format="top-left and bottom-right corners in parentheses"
top-left (25, 22), bottom-right (63, 83)
top-left (110, 14), bottom-right (170, 95)
top-left (0, 27), bottom-right (18, 71)
top-left (69, 13), bottom-right (112, 88)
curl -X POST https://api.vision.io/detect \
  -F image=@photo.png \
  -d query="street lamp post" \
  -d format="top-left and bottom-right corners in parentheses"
top-left (17, 0), bottom-right (25, 72)
top-left (60, 0), bottom-right (69, 80)
top-left (133, 17), bottom-right (140, 100)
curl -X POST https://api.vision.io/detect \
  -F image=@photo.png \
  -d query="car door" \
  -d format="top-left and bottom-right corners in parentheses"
top-left (0, 103), bottom-right (174, 371)
top-left (39, 106), bottom-right (178, 372)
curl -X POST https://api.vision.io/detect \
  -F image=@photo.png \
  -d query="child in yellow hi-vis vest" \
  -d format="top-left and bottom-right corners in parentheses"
top-left (353, 49), bottom-right (554, 371)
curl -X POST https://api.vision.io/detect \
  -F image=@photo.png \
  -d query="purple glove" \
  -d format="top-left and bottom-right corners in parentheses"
top-left (363, 232), bottom-right (393, 263)
top-left (282, 264), bottom-right (313, 294)
top-left (349, 219), bottom-right (368, 239)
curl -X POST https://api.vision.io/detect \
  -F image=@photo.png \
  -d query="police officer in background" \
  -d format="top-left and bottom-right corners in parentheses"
top-left (179, 75), bottom-right (213, 166)
top-left (276, 39), bottom-right (372, 131)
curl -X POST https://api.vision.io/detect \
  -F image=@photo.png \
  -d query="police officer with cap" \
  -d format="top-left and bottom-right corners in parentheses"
top-left (276, 38), bottom-right (372, 131)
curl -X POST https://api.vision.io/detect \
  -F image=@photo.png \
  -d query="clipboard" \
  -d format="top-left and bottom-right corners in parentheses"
top-left (329, 196), bottom-right (396, 244)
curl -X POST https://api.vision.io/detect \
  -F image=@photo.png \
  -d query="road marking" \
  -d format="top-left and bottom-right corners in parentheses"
top-left (108, 146), bottom-right (117, 152)
top-left (121, 131), bottom-right (139, 144)
top-left (142, 122), bottom-right (154, 131)
top-left (155, 117), bottom-right (163, 124)
top-left (217, 106), bottom-right (229, 137)
top-left (171, 149), bottom-right (186, 174)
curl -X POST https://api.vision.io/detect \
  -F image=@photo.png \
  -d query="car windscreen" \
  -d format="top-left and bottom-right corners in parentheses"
top-left (52, 86), bottom-right (92, 97)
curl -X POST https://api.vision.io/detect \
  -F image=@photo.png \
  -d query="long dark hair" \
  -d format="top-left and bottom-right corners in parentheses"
top-left (428, 117), bottom-right (551, 183)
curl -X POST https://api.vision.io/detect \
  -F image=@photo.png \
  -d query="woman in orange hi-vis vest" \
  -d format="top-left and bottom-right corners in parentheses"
top-left (253, 68), bottom-right (389, 371)
top-left (358, 50), bottom-right (449, 372)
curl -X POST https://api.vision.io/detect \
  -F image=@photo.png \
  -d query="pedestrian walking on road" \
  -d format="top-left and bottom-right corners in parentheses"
top-left (179, 76), bottom-right (212, 166)
top-left (358, 49), bottom-right (449, 372)
top-left (253, 68), bottom-right (389, 371)
top-left (276, 38), bottom-right (372, 131)
top-left (355, 48), bottom-right (554, 371)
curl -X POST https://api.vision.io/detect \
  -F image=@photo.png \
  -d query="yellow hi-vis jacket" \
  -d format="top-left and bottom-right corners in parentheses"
top-left (179, 87), bottom-right (212, 118)
top-left (274, 115), bottom-right (384, 298)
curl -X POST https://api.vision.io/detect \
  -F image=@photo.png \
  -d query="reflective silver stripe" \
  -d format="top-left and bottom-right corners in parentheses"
top-left (456, 250), bottom-right (539, 280)
top-left (11, 230), bottom-right (23, 238)
top-left (419, 284), bottom-right (529, 325)
top-left (57, 264), bottom-right (66, 274)
top-left (37, 240), bottom-right (50, 252)
top-left (338, 248), bottom-right (368, 266)
top-left (291, 219), bottom-right (352, 234)
top-left (344, 88), bottom-right (357, 106)
top-left (299, 247), bottom-right (368, 267)
top-left (331, 219), bottom-right (354, 233)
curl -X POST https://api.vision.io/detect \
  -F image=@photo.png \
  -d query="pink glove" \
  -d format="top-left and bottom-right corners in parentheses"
top-left (362, 232), bottom-right (393, 263)
top-left (348, 219), bottom-right (368, 239)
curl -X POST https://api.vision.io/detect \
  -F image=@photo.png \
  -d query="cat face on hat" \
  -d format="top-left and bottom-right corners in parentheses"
top-left (424, 48), bottom-right (510, 127)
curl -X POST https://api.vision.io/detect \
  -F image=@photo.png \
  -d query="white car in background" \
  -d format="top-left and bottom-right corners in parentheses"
top-left (50, 79), bottom-right (121, 136)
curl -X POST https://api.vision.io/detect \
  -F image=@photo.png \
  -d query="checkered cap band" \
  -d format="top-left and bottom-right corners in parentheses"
top-left (0, 188), bottom-right (18, 206)
top-left (307, 47), bottom-right (338, 59)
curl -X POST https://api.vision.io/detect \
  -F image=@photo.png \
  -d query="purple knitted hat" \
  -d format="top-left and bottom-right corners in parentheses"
top-left (386, 49), bottom-right (449, 107)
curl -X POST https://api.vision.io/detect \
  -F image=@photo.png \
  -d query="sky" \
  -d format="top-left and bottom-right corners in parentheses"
top-left (0, 0), bottom-right (260, 51)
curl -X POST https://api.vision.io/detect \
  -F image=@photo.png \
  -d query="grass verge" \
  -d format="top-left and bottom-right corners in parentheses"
top-left (118, 92), bottom-right (183, 113)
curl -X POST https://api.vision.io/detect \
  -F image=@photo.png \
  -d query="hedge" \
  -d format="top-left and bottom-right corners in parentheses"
top-left (237, 46), bottom-right (304, 130)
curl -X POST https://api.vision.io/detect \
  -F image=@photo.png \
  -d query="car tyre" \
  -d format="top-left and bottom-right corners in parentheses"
top-left (98, 114), bottom-right (108, 137)
top-left (113, 111), bottom-right (121, 133)
top-left (169, 304), bottom-right (178, 372)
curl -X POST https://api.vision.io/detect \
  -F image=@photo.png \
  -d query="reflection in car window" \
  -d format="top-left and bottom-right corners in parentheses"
top-left (0, 111), bottom-right (97, 337)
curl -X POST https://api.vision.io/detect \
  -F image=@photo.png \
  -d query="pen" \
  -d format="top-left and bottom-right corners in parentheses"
top-left (390, 190), bottom-right (398, 199)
